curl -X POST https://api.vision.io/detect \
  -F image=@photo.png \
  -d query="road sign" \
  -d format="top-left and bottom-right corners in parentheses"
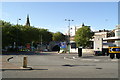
top-left (60, 42), bottom-right (67, 48)
top-left (109, 47), bottom-right (120, 53)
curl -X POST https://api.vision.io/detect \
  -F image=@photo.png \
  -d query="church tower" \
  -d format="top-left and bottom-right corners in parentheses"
top-left (82, 23), bottom-right (85, 27)
top-left (25, 14), bottom-right (30, 26)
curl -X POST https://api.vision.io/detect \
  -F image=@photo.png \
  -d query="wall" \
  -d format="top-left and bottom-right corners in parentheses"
top-left (115, 25), bottom-right (120, 46)
top-left (70, 47), bottom-right (94, 54)
top-left (94, 32), bottom-right (108, 51)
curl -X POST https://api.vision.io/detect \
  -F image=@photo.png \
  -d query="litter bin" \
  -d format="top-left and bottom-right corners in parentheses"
top-left (78, 47), bottom-right (82, 57)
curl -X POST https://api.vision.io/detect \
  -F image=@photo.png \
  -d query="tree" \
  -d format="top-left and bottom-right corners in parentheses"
top-left (1, 20), bottom-right (13, 48)
top-left (38, 28), bottom-right (53, 44)
top-left (1, 20), bottom-right (53, 50)
top-left (52, 32), bottom-right (66, 42)
top-left (74, 26), bottom-right (94, 48)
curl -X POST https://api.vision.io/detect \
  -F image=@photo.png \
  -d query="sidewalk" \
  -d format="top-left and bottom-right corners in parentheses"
top-left (1, 57), bottom-right (32, 70)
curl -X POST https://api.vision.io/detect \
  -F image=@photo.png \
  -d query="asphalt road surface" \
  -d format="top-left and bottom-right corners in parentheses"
top-left (1, 53), bottom-right (119, 78)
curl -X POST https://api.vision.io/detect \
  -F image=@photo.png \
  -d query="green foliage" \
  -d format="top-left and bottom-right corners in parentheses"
top-left (1, 20), bottom-right (53, 49)
top-left (52, 32), bottom-right (66, 42)
top-left (1, 20), bottom-right (13, 48)
top-left (74, 26), bottom-right (94, 48)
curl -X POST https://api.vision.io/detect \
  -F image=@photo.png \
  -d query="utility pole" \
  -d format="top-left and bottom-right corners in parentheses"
top-left (41, 35), bottom-right (42, 51)
top-left (65, 19), bottom-right (74, 54)
top-left (16, 18), bottom-right (21, 52)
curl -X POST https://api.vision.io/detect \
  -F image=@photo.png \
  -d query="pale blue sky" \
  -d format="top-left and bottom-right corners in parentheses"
top-left (1, 2), bottom-right (118, 33)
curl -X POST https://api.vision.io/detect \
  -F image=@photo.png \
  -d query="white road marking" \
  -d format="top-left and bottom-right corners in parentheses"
top-left (94, 59), bottom-right (100, 61)
top-left (64, 57), bottom-right (75, 60)
top-left (73, 57), bottom-right (76, 59)
top-left (81, 59), bottom-right (93, 61)
top-left (111, 59), bottom-right (118, 61)
top-left (64, 56), bottom-right (119, 61)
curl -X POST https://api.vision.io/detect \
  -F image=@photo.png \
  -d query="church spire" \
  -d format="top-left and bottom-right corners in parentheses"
top-left (25, 14), bottom-right (30, 26)
top-left (82, 23), bottom-right (85, 27)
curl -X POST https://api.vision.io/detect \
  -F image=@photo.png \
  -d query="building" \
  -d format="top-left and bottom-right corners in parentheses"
top-left (103, 25), bottom-right (120, 46)
top-left (93, 29), bottom-right (114, 51)
top-left (65, 23), bottom-right (93, 53)
top-left (94, 25), bottom-right (120, 52)
top-left (68, 23), bottom-right (86, 41)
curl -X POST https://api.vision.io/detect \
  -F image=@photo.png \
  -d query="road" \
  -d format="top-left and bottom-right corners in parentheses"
top-left (1, 52), bottom-right (119, 78)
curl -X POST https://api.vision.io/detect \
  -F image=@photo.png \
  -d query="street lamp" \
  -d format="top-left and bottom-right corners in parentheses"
top-left (16, 18), bottom-right (21, 51)
top-left (39, 34), bottom-right (42, 51)
top-left (65, 19), bottom-right (74, 54)
top-left (17, 18), bottom-right (21, 25)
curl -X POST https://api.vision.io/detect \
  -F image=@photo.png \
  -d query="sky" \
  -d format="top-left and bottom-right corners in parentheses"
top-left (1, 2), bottom-right (118, 34)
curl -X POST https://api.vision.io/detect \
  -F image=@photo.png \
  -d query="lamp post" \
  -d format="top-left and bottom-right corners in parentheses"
top-left (16, 18), bottom-right (21, 51)
top-left (40, 35), bottom-right (42, 51)
top-left (17, 18), bottom-right (21, 25)
top-left (65, 19), bottom-right (74, 54)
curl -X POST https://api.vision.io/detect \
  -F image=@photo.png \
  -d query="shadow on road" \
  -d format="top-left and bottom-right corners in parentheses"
top-left (62, 64), bottom-right (96, 67)
top-left (2, 51), bottom-right (52, 55)
top-left (1, 68), bottom-right (48, 71)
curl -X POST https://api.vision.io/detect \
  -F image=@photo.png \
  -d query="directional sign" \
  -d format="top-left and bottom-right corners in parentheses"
top-left (109, 47), bottom-right (120, 53)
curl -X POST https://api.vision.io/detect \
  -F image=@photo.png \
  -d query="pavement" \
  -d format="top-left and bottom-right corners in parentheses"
top-left (1, 56), bottom-right (32, 71)
top-left (2, 54), bottom-right (118, 78)
top-left (0, 51), bottom-right (107, 71)
top-left (1, 51), bottom-right (62, 70)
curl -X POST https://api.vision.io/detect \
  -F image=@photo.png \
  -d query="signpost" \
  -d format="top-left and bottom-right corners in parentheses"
top-left (108, 47), bottom-right (120, 59)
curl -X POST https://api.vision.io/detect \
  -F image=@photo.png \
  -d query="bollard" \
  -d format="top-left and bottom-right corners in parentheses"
top-left (78, 47), bottom-right (82, 57)
top-left (23, 57), bottom-right (27, 68)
